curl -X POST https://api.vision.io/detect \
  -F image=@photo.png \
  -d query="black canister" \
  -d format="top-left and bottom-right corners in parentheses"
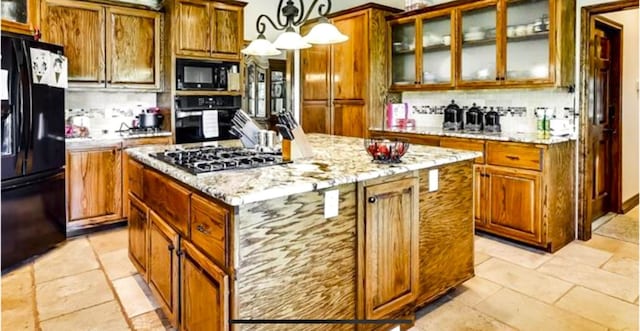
top-left (465, 103), bottom-right (483, 132)
top-left (484, 107), bottom-right (501, 133)
top-left (443, 100), bottom-right (463, 131)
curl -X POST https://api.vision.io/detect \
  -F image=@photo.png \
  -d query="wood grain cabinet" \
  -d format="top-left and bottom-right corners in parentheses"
top-left (65, 144), bottom-right (122, 233)
top-left (148, 210), bottom-right (180, 326)
top-left (128, 193), bottom-right (149, 278)
top-left (174, 0), bottom-right (245, 60)
top-left (40, 0), bottom-right (160, 89)
top-left (361, 176), bottom-right (419, 320)
top-left (1, 0), bottom-right (38, 35)
top-left (387, 0), bottom-right (575, 90)
top-left (301, 4), bottom-right (402, 137)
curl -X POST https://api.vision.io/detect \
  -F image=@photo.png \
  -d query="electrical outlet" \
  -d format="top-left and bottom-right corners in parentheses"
top-left (429, 169), bottom-right (439, 192)
top-left (324, 190), bottom-right (339, 218)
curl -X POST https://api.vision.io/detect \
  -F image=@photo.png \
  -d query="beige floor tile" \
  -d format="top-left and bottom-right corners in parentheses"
top-left (448, 276), bottom-right (502, 307)
top-left (612, 241), bottom-right (639, 260)
top-left (556, 286), bottom-right (638, 331)
top-left (578, 234), bottom-right (626, 253)
top-left (475, 235), bottom-right (553, 269)
top-left (113, 274), bottom-right (159, 318)
top-left (36, 269), bottom-right (114, 321)
top-left (475, 251), bottom-right (491, 266)
top-left (625, 206), bottom-right (638, 220)
top-left (476, 288), bottom-right (607, 331)
top-left (414, 297), bottom-right (515, 331)
top-left (34, 237), bottom-right (100, 284)
top-left (538, 256), bottom-right (638, 303)
top-left (130, 309), bottom-right (172, 331)
top-left (554, 242), bottom-right (613, 267)
top-left (476, 258), bottom-right (573, 304)
top-left (595, 215), bottom-right (639, 244)
top-left (40, 301), bottom-right (129, 331)
top-left (601, 256), bottom-right (638, 278)
top-left (88, 227), bottom-right (128, 256)
top-left (100, 248), bottom-right (138, 280)
top-left (2, 263), bottom-right (36, 330)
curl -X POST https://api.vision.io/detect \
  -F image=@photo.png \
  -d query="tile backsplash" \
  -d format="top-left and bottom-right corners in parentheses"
top-left (65, 91), bottom-right (157, 135)
top-left (400, 88), bottom-right (576, 133)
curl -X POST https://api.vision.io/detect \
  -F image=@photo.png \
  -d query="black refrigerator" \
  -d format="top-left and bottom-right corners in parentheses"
top-left (1, 33), bottom-right (66, 271)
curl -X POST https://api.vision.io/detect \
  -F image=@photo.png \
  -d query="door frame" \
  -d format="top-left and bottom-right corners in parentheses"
top-left (578, 0), bottom-right (637, 240)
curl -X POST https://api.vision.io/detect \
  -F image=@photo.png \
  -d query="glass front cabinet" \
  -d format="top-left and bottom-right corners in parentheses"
top-left (1, 0), bottom-right (37, 35)
top-left (388, 0), bottom-right (575, 90)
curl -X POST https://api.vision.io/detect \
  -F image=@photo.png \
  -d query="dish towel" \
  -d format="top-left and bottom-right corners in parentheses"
top-left (202, 110), bottom-right (219, 138)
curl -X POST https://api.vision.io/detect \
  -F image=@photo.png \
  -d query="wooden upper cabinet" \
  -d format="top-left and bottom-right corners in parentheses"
top-left (176, 0), bottom-right (211, 57)
top-left (332, 12), bottom-right (367, 100)
top-left (175, 0), bottom-right (245, 60)
top-left (300, 24), bottom-right (330, 101)
top-left (363, 177), bottom-right (419, 319)
top-left (106, 7), bottom-right (161, 88)
top-left (41, 0), bottom-right (105, 86)
top-left (1, 0), bottom-right (38, 35)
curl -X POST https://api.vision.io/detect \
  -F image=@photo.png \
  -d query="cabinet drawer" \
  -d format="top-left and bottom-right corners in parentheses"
top-left (128, 159), bottom-right (144, 199)
top-left (486, 142), bottom-right (543, 171)
top-left (143, 169), bottom-right (191, 235)
top-left (190, 194), bottom-right (228, 267)
top-left (440, 138), bottom-right (485, 164)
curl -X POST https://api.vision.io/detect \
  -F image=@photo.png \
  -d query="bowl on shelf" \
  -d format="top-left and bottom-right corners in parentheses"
top-left (365, 138), bottom-right (410, 163)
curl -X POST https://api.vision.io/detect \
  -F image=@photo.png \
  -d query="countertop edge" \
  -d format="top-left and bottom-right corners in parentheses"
top-left (370, 127), bottom-right (576, 145)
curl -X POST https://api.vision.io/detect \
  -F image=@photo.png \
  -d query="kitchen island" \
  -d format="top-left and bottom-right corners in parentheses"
top-left (125, 134), bottom-right (480, 330)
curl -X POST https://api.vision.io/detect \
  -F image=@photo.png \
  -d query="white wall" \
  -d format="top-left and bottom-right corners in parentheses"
top-left (601, 9), bottom-right (639, 202)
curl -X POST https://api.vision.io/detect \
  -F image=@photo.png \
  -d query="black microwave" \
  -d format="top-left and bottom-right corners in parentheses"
top-left (176, 58), bottom-right (239, 91)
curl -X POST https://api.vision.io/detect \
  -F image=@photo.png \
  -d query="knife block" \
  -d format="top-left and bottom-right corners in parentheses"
top-left (282, 126), bottom-right (314, 161)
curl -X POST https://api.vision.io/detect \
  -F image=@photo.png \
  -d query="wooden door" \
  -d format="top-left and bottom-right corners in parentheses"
top-left (41, 0), bottom-right (105, 86)
top-left (332, 12), bottom-right (368, 100)
top-left (66, 146), bottom-right (122, 223)
top-left (148, 211), bottom-right (179, 326)
top-left (210, 2), bottom-right (243, 59)
top-left (364, 177), bottom-right (419, 319)
top-left (128, 193), bottom-right (148, 278)
top-left (175, 0), bottom-right (210, 57)
top-left (589, 18), bottom-right (622, 221)
top-left (180, 240), bottom-right (229, 331)
top-left (485, 166), bottom-right (542, 245)
top-left (474, 165), bottom-right (486, 228)
top-left (333, 101), bottom-right (366, 138)
top-left (106, 7), bottom-right (160, 88)
top-left (301, 101), bottom-right (330, 134)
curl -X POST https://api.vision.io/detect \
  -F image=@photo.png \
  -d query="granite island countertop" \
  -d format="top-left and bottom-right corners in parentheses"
top-left (126, 134), bottom-right (481, 206)
top-left (66, 131), bottom-right (172, 149)
top-left (370, 126), bottom-right (576, 145)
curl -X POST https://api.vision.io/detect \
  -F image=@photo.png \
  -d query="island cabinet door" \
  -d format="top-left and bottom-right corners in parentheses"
top-left (180, 240), bottom-right (229, 331)
top-left (128, 193), bottom-right (148, 278)
top-left (363, 177), bottom-right (419, 320)
top-left (485, 166), bottom-right (543, 245)
top-left (148, 211), bottom-right (180, 326)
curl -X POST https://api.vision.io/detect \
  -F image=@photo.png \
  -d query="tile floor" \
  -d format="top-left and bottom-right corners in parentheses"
top-left (2, 208), bottom-right (638, 331)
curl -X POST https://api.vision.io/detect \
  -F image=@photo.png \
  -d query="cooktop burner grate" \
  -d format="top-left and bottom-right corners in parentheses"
top-left (150, 146), bottom-right (289, 174)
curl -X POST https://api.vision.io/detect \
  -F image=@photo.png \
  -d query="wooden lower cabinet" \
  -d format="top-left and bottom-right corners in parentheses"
top-left (362, 176), bottom-right (419, 320)
top-left (148, 211), bottom-right (180, 326)
top-left (180, 240), bottom-right (229, 331)
top-left (128, 193), bottom-right (148, 278)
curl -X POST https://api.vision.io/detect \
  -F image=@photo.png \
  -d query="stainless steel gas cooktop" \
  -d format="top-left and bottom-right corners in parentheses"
top-left (151, 146), bottom-right (288, 174)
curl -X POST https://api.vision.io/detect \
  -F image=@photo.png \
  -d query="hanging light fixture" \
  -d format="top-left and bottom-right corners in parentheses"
top-left (241, 0), bottom-right (348, 56)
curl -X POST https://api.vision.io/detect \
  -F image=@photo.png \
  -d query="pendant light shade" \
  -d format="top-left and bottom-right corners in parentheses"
top-left (303, 17), bottom-right (349, 44)
top-left (273, 28), bottom-right (312, 50)
top-left (241, 34), bottom-right (282, 56)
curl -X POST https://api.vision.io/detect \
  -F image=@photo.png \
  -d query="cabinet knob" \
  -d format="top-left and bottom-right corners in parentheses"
top-left (168, 243), bottom-right (175, 251)
top-left (196, 224), bottom-right (210, 235)
top-left (368, 196), bottom-right (377, 203)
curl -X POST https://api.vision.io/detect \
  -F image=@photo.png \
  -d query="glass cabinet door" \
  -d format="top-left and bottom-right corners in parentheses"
top-left (460, 3), bottom-right (498, 84)
top-left (421, 13), bottom-right (453, 85)
top-left (505, 0), bottom-right (550, 81)
top-left (1, 0), bottom-right (28, 24)
top-left (390, 20), bottom-right (417, 86)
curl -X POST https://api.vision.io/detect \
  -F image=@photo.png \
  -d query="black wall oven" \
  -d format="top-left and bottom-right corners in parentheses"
top-left (174, 95), bottom-right (241, 143)
top-left (176, 58), bottom-right (239, 91)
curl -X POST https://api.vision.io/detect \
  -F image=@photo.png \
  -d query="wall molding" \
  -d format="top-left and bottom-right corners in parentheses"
top-left (621, 194), bottom-right (639, 214)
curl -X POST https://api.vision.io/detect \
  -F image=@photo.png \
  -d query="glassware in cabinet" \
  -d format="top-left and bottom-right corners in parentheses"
top-left (390, 20), bottom-right (417, 86)
top-left (505, 0), bottom-right (551, 82)
top-left (421, 13), bottom-right (453, 85)
top-left (459, 4), bottom-right (498, 83)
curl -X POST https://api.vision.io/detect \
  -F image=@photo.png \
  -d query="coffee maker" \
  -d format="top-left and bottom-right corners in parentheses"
top-left (465, 103), bottom-right (483, 132)
top-left (443, 100), bottom-right (463, 131)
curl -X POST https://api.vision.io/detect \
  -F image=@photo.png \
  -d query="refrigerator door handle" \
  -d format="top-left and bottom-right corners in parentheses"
top-left (11, 39), bottom-right (25, 176)
top-left (22, 41), bottom-right (34, 174)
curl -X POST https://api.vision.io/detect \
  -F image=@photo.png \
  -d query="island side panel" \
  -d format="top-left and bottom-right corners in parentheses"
top-left (235, 184), bottom-right (357, 331)
top-left (417, 160), bottom-right (474, 307)
top-left (545, 141), bottom-right (576, 252)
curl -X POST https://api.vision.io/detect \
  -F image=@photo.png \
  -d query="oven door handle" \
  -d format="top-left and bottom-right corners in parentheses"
top-left (176, 110), bottom-right (203, 119)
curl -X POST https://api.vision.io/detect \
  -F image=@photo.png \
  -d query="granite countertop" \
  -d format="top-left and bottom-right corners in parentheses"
top-left (65, 131), bottom-right (172, 149)
top-left (126, 134), bottom-right (481, 206)
top-left (371, 126), bottom-right (576, 145)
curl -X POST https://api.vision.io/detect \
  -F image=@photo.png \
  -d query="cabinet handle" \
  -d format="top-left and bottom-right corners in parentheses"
top-left (196, 224), bottom-right (211, 235)
top-left (495, 76), bottom-right (500, 81)
top-left (505, 155), bottom-right (520, 161)
top-left (368, 196), bottom-right (377, 203)
top-left (168, 243), bottom-right (175, 251)
top-left (176, 249), bottom-right (184, 257)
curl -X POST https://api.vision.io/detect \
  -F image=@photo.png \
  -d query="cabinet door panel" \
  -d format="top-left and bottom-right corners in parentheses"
top-left (211, 3), bottom-right (242, 58)
top-left (390, 18), bottom-right (418, 86)
top-left (300, 31), bottom-right (330, 101)
top-left (128, 193), bottom-right (148, 277)
top-left (458, 2), bottom-right (501, 86)
top-left (41, 0), bottom-right (105, 85)
top-left (364, 177), bottom-right (419, 319)
top-left (486, 166), bottom-right (542, 244)
top-left (181, 240), bottom-right (228, 331)
top-left (474, 166), bottom-right (486, 227)
top-left (334, 101), bottom-right (365, 138)
top-left (148, 212), bottom-right (179, 325)
top-left (107, 8), bottom-right (160, 88)
top-left (332, 12), bottom-right (367, 99)
top-left (176, 0), bottom-right (210, 57)
top-left (301, 102), bottom-right (330, 134)
top-left (66, 147), bottom-right (121, 222)
top-left (1, 0), bottom-right (37, 35)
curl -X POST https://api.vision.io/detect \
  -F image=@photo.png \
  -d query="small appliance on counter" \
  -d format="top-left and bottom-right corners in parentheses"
top-left (136, 107), bottom-right (164, 129)
top-left (443, 100), bottom-right (464, 131)
top-left (484, 107), bottom-right (501, 133)
top-left (464, 103), bottom-right (484, 133)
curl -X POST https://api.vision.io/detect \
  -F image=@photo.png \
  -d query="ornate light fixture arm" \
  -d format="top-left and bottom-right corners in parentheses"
top-left (295, 0), bottom-right (331, 26)
top-left (255, 14), bottom-right (287, 35)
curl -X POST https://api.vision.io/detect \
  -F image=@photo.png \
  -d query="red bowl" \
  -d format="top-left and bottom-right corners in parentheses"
top-left (365, 138), bottom-right (410, 163)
